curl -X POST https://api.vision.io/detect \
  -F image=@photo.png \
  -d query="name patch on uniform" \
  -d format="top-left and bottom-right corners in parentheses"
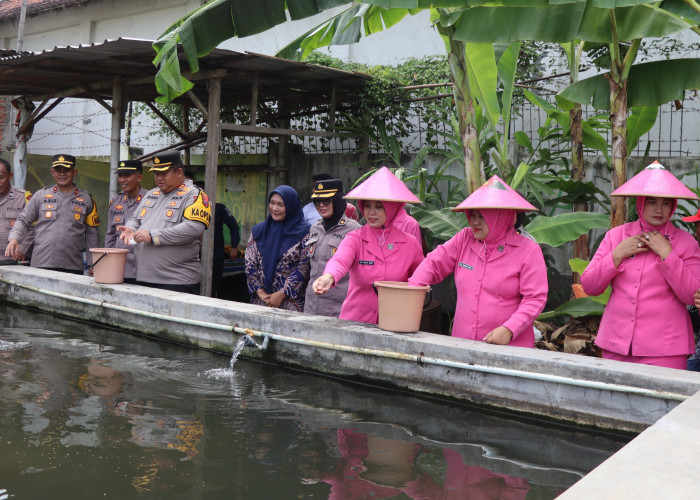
top-left (359, 260), bottom-right (374, 265)
top-left (458, 262), bottom-right (473, 270)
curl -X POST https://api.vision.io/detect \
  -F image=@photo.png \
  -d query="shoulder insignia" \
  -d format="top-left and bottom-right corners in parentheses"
top-left (53, 186), bottom-right (58, 193)
top-left (140, 208), bottom-right (147, 217)
top-left (200, 191), bottom-right (210, 208)
top-left (136, 194), bottom-right (143, 202)
top-left (74, 188), bottom-right (79, 196)
top-left (183, 191), bottom-right (211, 228)
top-left (85, 196), bottom-right (100, 227)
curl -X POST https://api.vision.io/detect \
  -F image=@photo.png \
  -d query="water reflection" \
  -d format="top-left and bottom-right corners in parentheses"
top-left (0, 303), bottom-right (629, 498)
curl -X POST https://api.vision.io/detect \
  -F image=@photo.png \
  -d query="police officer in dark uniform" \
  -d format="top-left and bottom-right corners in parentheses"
top-left (0, 158), bottom-right (33, 264)
top-left (105, 160), bottom-right (148, 283)
top-left (118, 150), bottom-right (211, 294)
top-left (5, 154), bottom-right (99, 274)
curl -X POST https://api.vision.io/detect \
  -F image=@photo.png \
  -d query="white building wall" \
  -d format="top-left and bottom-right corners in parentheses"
top-left (0, 2), bottom-right (445, 157)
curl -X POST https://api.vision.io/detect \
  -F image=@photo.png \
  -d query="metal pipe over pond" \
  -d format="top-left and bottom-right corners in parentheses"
top-left (2, 266), bottom-right (700, 434)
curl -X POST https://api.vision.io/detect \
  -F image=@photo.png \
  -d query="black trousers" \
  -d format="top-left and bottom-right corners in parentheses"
top-left (135, 281), bottom-right (200, 295)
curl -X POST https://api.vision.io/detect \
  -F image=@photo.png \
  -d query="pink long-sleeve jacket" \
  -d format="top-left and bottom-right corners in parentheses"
top-left (581, 220), bottom-right (700, 357)
top-left (408, 227), bottom-right (548, 346)
top-left (393, 209), bottom-right (422, 246)
top-left (324, 224), bottom-right (424, 324)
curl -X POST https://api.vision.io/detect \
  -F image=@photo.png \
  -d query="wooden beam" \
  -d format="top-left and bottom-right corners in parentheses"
top-left (16, 94), bottom-right (61, 136)
top-left (109, 75), bottom-right (123, 199)
top-left (328, 82), bottom-right (337, 130)
top-left (250, 70), bottom-right (259, 126)
top-left (200, 77), bottom-right (222, 297)
top-left (145, 101), bottom-right (188, 141)
top-left (220, 123), bottom-right (359, 138)
top-left (81, 83), bottom-right (113, 114)
top-left (186, 90), bottom-right (208, 121)
top-left (30, 69), bottom-right (229, 102)
top-left (136, 136), bottom-right (207, 162)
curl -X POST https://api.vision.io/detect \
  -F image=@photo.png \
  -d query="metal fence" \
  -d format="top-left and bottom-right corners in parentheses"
top-left (22, 92), bottom-right (700, 159)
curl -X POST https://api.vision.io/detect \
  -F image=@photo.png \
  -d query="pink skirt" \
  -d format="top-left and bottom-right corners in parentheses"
top-left (601, 349), bottom-right (688, 370)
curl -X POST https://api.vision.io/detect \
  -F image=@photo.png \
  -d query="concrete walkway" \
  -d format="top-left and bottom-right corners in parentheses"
top-left (561, 391), bottom-right (700, 499)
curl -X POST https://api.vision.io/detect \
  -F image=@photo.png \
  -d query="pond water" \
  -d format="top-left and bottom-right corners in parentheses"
top-left (0, 303), bottom-right (630, 499)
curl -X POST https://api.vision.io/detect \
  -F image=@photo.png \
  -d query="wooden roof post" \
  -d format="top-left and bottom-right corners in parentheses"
top-left (200, 77), bottom-right (222, 297)
top-left (109, 75), bottom-right (124, 199)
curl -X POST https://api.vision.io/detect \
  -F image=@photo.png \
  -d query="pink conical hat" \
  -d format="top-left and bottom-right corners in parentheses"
top-left (452, 175), bottom-right (537, 212)
top-left (344, 166), bottom-right (420, 203)
top-left (611, 161), bottom-right (697, 199)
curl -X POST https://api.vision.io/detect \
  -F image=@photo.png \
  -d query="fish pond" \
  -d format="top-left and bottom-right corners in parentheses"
top-left (0, 303), bottom-right (630, 498)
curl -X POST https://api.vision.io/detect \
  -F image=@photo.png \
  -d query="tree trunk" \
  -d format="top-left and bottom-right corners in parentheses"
top-left (570, 102), bottom-right (589, 281)
top-left (447, 39), bottom-right (484, 194)
top-left (607, 71), bottom-right (628, 228)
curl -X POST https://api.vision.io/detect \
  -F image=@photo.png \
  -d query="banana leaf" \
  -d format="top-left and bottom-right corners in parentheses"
top-left (569, 258), bottom-right (611, 303)
top-left (411, 206), bottom-right (467, 241)
top-left (558, 59), bottom-right (700, 109)
top-left (626, 105), bottom-right (658, 154)
top-left (538, 297), bottom-right (605, 320)
top-left (525, 212), bottom-right (610, 247)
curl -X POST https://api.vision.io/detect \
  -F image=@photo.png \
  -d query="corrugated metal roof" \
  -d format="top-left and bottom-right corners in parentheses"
top-left (0, 38), bottom-right (368, 114)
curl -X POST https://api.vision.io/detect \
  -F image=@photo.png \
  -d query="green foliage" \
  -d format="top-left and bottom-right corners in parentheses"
top-left (537, 297), bottom-right (605, 320)
top-left (569, 258), bottom-right (611, 304)
top-left (525, 212), bottom-right (611, 247)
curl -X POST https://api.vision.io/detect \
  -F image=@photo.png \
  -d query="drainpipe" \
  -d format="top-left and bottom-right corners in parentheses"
top-left (0, 275), bottom-right (691, 403)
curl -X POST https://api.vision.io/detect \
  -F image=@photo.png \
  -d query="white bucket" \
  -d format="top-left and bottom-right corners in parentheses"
top-left (89, 248), bottom-right (129, 284)
top-left (374, 281), bottom-right (430, 333)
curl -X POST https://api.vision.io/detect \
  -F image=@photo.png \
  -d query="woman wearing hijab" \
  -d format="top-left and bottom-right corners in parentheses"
top-left (303, 179), bottom-right (362, 317)
top-left (312, 167), bottom-right (424, 324)
top-left (581, 162), bottom-right (700, 369)
top-left (408, 176), bottom-right (548, 346)
top-left (245, 185), bottom-right (311, 312)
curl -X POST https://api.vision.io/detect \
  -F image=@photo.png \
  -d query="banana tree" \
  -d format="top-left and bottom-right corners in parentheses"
top-left (152, 1), bottom-right (596, 195)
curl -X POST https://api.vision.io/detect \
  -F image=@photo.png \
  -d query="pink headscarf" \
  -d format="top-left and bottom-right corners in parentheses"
top-left (358, 200), bottom-right (405, 246)
top-left (473, 208), bottom-right (517, 259)
top-left (636, 196), bottom-right (677, 236)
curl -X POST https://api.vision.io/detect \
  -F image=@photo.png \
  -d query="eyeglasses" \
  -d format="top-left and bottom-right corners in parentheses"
top-left (313, 198), bottom-right (332, 207)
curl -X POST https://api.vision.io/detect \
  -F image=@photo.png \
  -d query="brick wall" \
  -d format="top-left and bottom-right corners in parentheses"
top-left (0, 97), bottom-right (11, 151)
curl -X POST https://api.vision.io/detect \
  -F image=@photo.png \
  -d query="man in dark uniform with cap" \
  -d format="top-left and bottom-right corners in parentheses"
top-left (5, 154), bottom-right (99, 274)
top-left (104, 159), bottom-right (148, 283)
top-left (0, 158), bottom-right (34, 264)
top-left (118, 150), bottom-right (211, 294)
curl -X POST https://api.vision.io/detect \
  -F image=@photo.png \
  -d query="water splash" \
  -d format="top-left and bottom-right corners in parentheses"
top-left (0, 339), bottom-right (31, 351)
top-left (203, 337), bottom-right (248, 380)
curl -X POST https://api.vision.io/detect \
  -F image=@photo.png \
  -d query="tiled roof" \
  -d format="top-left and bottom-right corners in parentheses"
top-left (0, 0), bottom-right (91, 21)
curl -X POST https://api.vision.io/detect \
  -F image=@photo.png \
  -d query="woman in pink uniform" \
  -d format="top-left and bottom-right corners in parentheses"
top-left (311, 167), bottom-right (424, 324)
top-left (409, 176), bottom-right (547, 346)
top-left (581, 162), bottom-right (700, 369)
